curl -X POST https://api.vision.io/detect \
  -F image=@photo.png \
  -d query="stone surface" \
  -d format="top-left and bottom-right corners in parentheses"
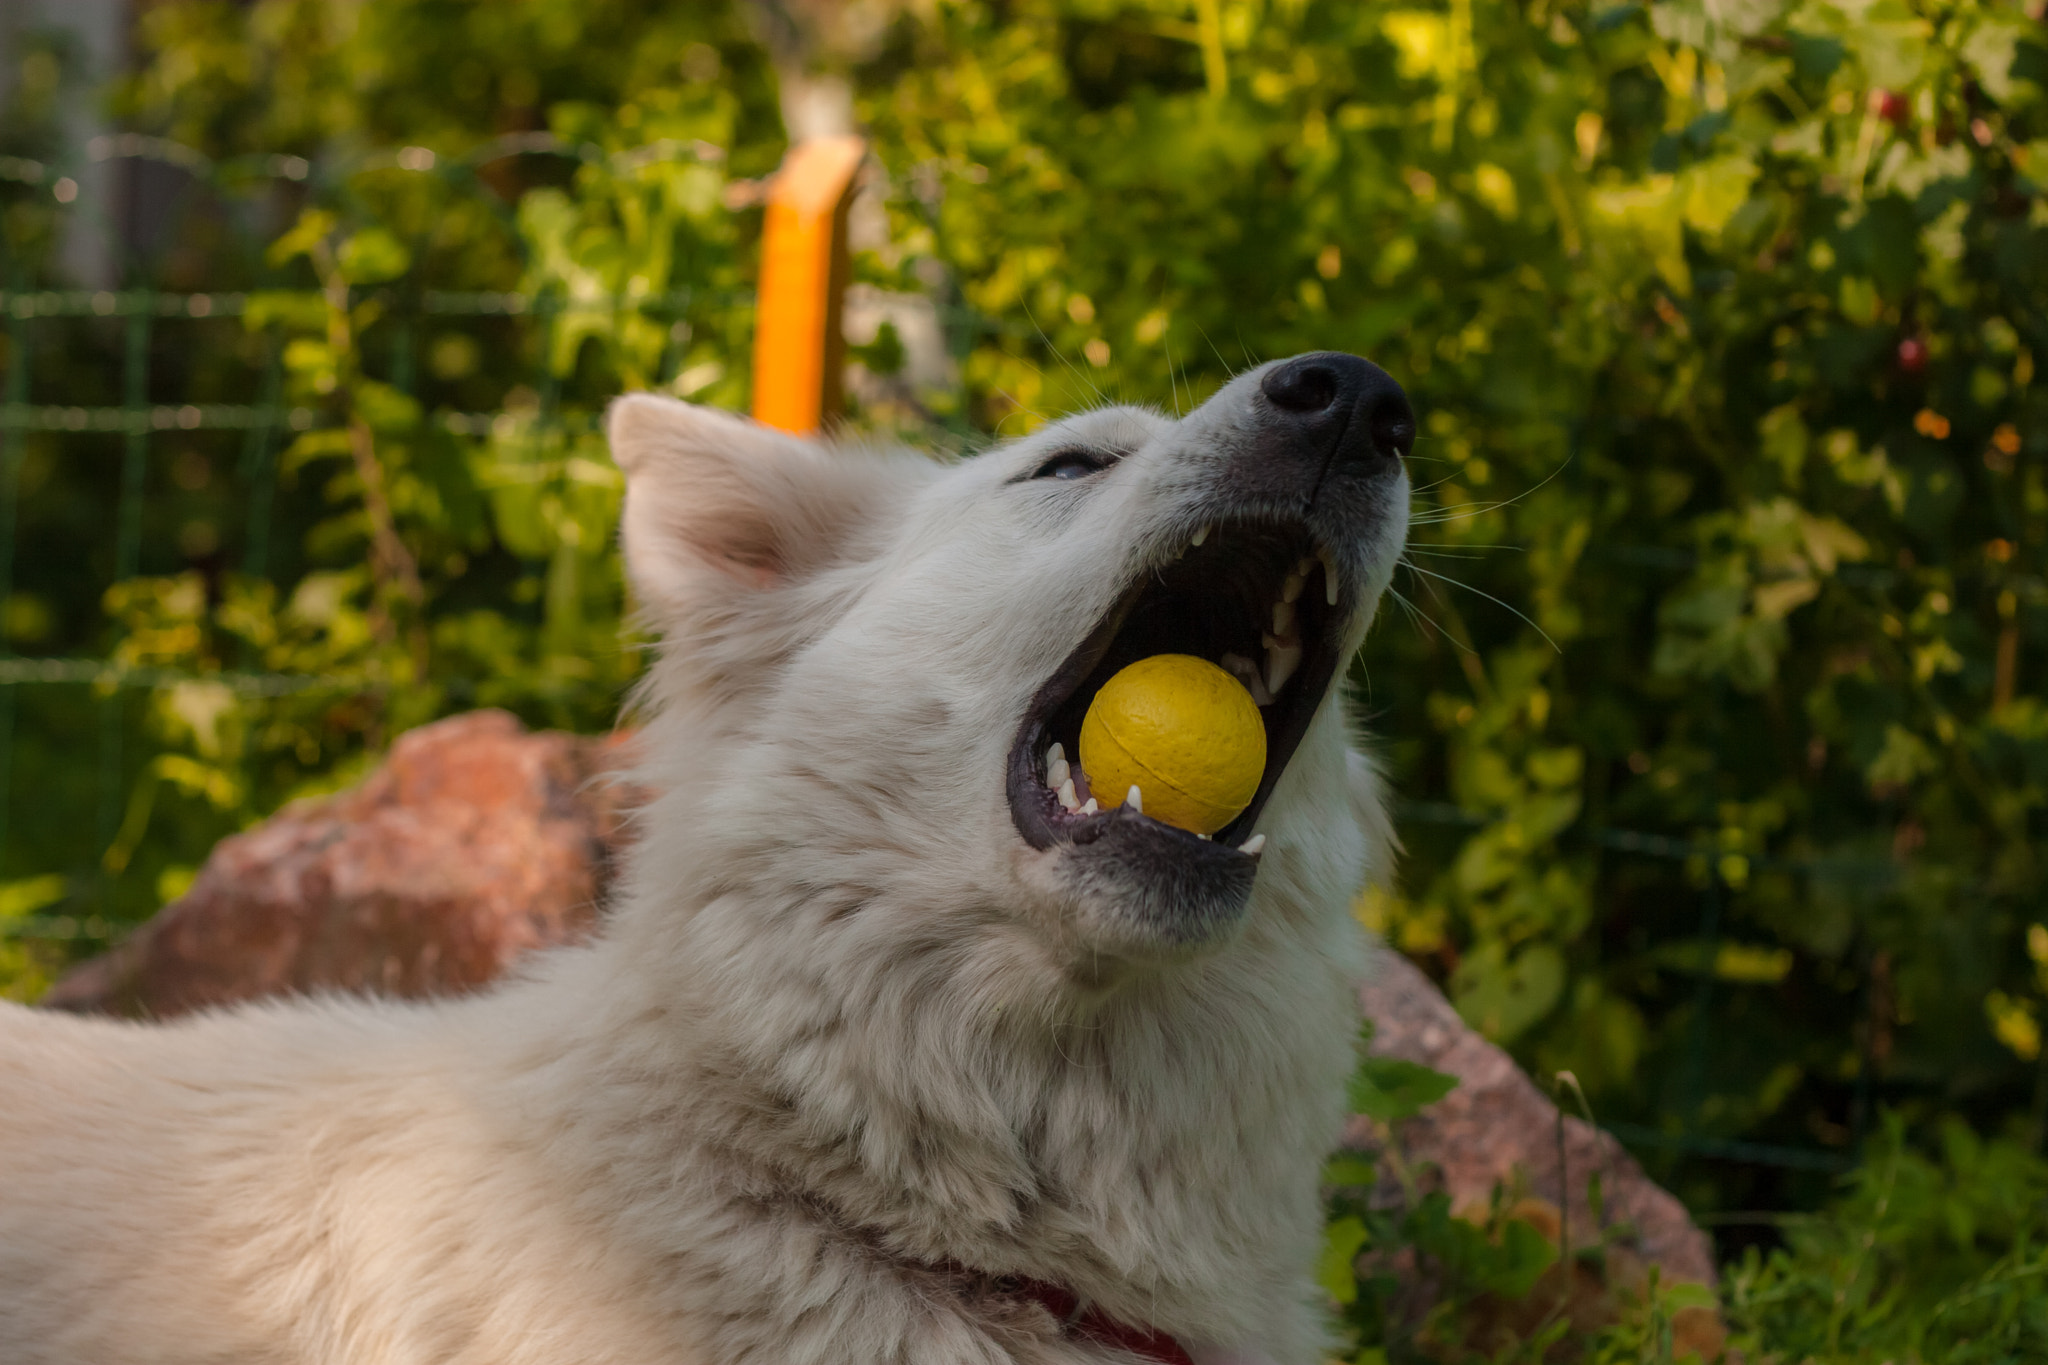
top-left (44, 709), bottom-right (1716, 1303)
top-left (1353, 949), bottom-right (1718, 1287)
top-left (42, 711), bottom-right (637, 1018)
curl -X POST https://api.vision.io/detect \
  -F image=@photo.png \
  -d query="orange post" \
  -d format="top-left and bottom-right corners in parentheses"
top-left (750, 135), bottom-right (866, 434)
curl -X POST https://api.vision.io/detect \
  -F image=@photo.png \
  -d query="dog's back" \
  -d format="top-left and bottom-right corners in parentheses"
top-left (1, 981), bottom-right (701, 1364)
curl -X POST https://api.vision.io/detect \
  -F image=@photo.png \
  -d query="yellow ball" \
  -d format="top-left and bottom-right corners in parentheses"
top-left (1079, 654), bottom-right (1267, 835)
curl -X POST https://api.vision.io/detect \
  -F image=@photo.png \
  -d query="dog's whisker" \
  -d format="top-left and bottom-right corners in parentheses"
top-left (1403, 542), bottom-right (1522, 555)
top-left (1404, 456), bottom-right (1575, 527)
top-left (1385, 584), bottom-right (1472, 653)
top-left (1401, 559), bottom-right (1561, 653)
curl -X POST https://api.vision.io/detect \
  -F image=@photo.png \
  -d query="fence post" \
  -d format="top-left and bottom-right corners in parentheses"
top-left (750, 135), bottom-right (865, 435)
top-left (96, 296), bottom-right (153, 886)
top-left (1678, 874), bottom-right (1723, 1131)
top-left (238, 349), bottom-right (283, 586)
top-left (0, 302), bottom-right (28, 876)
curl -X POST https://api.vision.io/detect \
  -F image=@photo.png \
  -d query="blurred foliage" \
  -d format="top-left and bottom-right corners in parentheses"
top-left (1720, 1112), bottom-right (2048, 1361)
top-left (1326, 1034), bottom-right (1730, 1363)
top-left (0, 0), bottom-right (2045, 1338)
top-left (0, 0), bottom-right (784, 940)
top-left (1329, 1040), bottom-right (2048, 1362)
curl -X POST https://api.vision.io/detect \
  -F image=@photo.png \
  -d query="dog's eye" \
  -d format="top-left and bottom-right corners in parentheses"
top-left (1030, 449), bottom-right (1110, 481)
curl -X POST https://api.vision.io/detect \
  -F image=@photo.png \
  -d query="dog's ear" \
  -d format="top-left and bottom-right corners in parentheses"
top-left (607, 394), bottom-right (902, 621)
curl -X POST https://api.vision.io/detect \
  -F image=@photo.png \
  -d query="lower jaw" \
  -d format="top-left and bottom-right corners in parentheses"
top-left (1042, 811), bottom-right (1262, 966)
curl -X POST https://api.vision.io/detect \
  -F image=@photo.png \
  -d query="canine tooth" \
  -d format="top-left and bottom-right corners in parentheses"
top-left (1319, 548), bottom-right (1340, 605)
top-left (1126, 785), bottom-right (1144, 814)
top-left (1241, 833), bottom-right (1267, 856)
top-left (1079, 798), bottom-right (1099, 815)
top-left (1047, 741), bottom-right (1065, 767)
top-left (1272, 601), bottom-right (1296, 637)
top-left (1265, 641), bottom-right (1303, 695)
top-left (1220, 653), bottom-right (1274, 705)
top-left (1297, 555), bottom-right (1316, 575)
top-left (1282, 572), bottom-right (1304, 604)
top-left (1220, 653), bottom-right (1273, 704)
top-left (1058, 778), bottom-right (1080, 811)
top-left (1191, 525), bottom-right (1211, 548)
top-left (1048, 757), bottom-right (1071, 789)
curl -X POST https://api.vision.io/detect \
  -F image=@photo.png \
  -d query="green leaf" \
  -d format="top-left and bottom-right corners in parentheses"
top-left (242, 289), bottom-right (328, 333)
top-left (1452, 941), bottom-right (1568, 1043)
top-left (0, 874), bottom-right (68, 921)
top-left (336, 228), bottom-right (412, 286)
top-left (1679, 154), bottom-right (1757, 236)
top-left (1491, 1216), bottom-right (1560, 1299)
top-left (1317, 1215), bottom-right (1371, 1305)
top-left (1348, 1056), bottom-right (1459, 1123)
top-left (1960, 15), bottom-right (2031, 102)
top-left (265, 208), bottom-right (336, 268)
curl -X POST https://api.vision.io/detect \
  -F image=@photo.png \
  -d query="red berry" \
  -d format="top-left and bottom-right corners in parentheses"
top-left (1897, 337), bottom-right (1928, 374)
top-left (1877, 91), bottom-right (1910, 128)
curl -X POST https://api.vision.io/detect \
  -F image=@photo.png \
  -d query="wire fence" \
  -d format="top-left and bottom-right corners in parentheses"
top-left (0, 275), bottom-right (700, 917)
top-left (0, 133), bottom-right (1905, 1188)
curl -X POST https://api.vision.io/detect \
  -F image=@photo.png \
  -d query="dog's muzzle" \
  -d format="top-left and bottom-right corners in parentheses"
top-left (1006, 351), bottom-right (1411, 956)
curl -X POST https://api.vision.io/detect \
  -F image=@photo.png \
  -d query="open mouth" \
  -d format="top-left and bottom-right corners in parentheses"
top-left (1007, 518), bottom-right (1348, 864)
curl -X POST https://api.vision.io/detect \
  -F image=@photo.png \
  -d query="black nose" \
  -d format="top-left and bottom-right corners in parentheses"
top-left (1258, 352), bottom-right (1414, 464)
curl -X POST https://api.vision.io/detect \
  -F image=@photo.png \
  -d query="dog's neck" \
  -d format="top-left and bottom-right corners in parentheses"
top-left (523, 829), bottom-right (1366, 1351)
top-left (508, 706), bottom-right (1383, 1352)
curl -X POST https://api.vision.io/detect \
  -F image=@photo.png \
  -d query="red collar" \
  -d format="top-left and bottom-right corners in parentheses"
top-left (1010, 1276), bottom-right (1195, 1365)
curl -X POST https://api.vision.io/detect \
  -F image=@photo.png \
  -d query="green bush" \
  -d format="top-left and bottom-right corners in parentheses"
top-left (1723, 1112), bottom-right (2048, 1362)
top-left (1328, 1049), bottom-right (2048, 1362)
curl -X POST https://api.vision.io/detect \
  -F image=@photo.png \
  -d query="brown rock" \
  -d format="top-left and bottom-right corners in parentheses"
top-left (42, 711), bottom-right (638, 1018)
top-left (1353, 947), bottom-right (1718, 1288)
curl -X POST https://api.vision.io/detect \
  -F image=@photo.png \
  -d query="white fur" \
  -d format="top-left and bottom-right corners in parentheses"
top-left (0, 371), bottom-right (1407, 1364)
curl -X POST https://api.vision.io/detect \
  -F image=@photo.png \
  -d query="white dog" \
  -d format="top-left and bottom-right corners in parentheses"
top-left (0, 353), bottom-right (1413, 1364)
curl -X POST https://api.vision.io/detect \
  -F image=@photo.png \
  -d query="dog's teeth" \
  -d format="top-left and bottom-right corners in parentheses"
top-left (1319, 548), bottom-right (1340, 605)
top-left (1191, 525), bottom-right (1211, 548)
top-left (1126, 785), bottom-right (1144, 814)
top-left (1047, 741), bottom-right (1064, 767)
top-left (1297, 555), bottom-right (1316, 576)
top-left (1220, 653), bottom-right (1274, 705)
top-left (1058, 778), bottom-right (1080, 811)
top-left (1272, 601), bottom-right (1296, 637)
top-left (1265, 641), bottom-right (1302, 694)
top-left (1048, 757), bottom-right (1071, 789)
top-left (1241, 833), bottom-right (1267, 856)
top-left (1282, 572), bottom-right (1304, 604)
top-left (1079, 798), bottom-right (1098, 815)
top-left (1198, 833), bottom-right (1210, 840)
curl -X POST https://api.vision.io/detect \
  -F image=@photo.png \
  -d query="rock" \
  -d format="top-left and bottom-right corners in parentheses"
top-left (41, 711), bottom-right (637, 1018)
top-left (1352, 949), bottom-right (1716, 1287)
top-left (43, 709), bottom-right (1718, 1319)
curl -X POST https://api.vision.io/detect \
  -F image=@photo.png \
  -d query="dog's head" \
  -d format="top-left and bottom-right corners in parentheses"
top-left (608, 353), bottom-right (1410, 976)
